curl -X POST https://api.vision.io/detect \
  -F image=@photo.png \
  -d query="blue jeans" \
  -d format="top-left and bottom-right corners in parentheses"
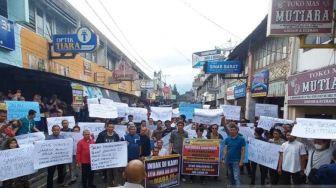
top-left (227, 162), bottom-right (240, 186)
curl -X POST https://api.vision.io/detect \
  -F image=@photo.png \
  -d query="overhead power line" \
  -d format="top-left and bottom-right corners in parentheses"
top-left (97, 0), bottom-right (154, 71)
top-left (180, 0), bottom-right (242, 41)
top-left (84, 0), bottom-right (153, 73)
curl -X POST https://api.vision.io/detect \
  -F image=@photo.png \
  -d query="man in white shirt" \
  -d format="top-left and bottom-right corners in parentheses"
top-left (157, 139), bottom-right (169, 156)
top-left (278, 132), bottom-right (307, 185)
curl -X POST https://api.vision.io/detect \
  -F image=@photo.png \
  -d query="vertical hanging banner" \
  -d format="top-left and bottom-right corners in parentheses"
top-left (144, 154), bottom-right (180, 188)
top-left (182, 139), bottom-right (220, 176)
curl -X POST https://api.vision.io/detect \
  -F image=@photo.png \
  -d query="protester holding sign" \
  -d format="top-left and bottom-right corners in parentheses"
top-left (17, 110), bottom-right (40, 135)
top-left (46, 125), bottom-right (66, 188)
top-left (125, 125), bottom-right (141, 162)
top-left (1, 137), bottom-right (30, 188)
top-left (156, 139), bottom-right (168, 156)
top-left (140, 127), bottom-right (151, 158)
top-left (278, 132), bottom-right (307, 185)
top-left (250, 128), bottom-right (268, 185)
top-left (268, 128), bottom-right (285, 185)
top-left (223, 122), bottom-right (246, 186)
top-left (76, 130), bottom-right (96, 188)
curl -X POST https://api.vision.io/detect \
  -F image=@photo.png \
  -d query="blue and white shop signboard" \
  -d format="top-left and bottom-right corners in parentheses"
top-left (52, 27), bottom-right (97, 53)
top-left (234, 83), bottom-right (246, 99)
top-left (0, 15), bottom-right (15, 51)
top-left (204, 60), bottom-right (241, 74)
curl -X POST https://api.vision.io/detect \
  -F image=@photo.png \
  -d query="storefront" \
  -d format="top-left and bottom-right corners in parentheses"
top-left (288, 65), bottom-right (336, 119)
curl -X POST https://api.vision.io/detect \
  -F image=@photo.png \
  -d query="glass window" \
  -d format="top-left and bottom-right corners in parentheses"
top-left (36, 8), bottom-right (44, 35)
top-left (45, 14), bottom-right (53, 39)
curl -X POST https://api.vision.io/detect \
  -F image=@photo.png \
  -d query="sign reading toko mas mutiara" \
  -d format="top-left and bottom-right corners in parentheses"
top-left (288, 65), bottom-right (336, 106)
top-left (52, 27), bottom-right (97, 53)
top-left (267, 0), bottom-right (334, 36)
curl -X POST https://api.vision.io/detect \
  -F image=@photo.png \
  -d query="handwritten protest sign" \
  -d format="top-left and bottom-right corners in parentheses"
top-left (257, 116), bottom-right (294, 131)
top-left (0, 145), bottom-right (36, 181)
top-left (90, 141), bottom-right (128, 170)
top-left (16, 132), bottom-right (45, 146)
top-left (182, 139), bottom-right (220, 176)
top-left (127, 107), bottom-right (148, 123)
top-left (88, 103), bottom-right (118, 119)
top-left (145, 154), bottom-right (180, 188)
top-left (221, 105), bottom-right (241, 121)
top-left (179, 103), bottom-right (202, 120)
top-left (291, 118), bottom-right (336, 139)
top-left (47, 116), bottom-right (76, 134)
top-left (203, 105), bottom-right (210, 109)
top-left (150, 107), bottom-right (172, 121)
top-left (247, 138), bottom-right (281, 170)
top-left (33, 138), bottom-right (73, 169)
top-left (114, 125), bottom-right (127, 139)
top-left (193, 109), bottom-right (223, 125)
top-left (60, 132), bottom-right (82, 154)
top-left (78, 122), bottom-right (105, 140)
top-left (255, 103), bottom-right (278, 118)
top-left (5, 101), bottom-right (41, 121)
top-left (172, 108), bottom-right (179, 118)
top-left (114, 102), bottom-right (129, 118)
top-left (87, 98), bottom-right (99, 104)
top-left (239, 126), bottom-right (255, 140)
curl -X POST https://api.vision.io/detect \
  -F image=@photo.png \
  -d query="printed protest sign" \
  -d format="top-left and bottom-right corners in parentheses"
top-left (90, 141), bottom-right (128, 170)
top-left (193, 109), bottom-right (223, 125)
top-left (127, 107), bottom-right (148, 123)
top-left (16, 132), bottom-right (45, 146)
top-left (78, 122), bottom-right (105, 140)
top-left (247, 138), bottom-right (281, 170)
top-left (0, 145), bottom-right (36, 181)
top-left (257, 116), bottom-right (294, 131)
top-left (255, 103), bottom-right (278, 118)
top-left (150, 107), bottom-right (172, 121)
top-left (88, 103), bottom-right (118, 119)
top-left (33, 138), bottom-right (73, 169)
top-left (5, 101), bottom-right (41, 121)
top-left (47, 116), bottom-right (76, 134)
top-left (291, 118), bottom-right (336, 139)
top-left (221, 104), bottom-right (241, 121)
top-left (182, 139), bottom-right (220, 176)
top-left (145, 154), bottom-right (180, 188)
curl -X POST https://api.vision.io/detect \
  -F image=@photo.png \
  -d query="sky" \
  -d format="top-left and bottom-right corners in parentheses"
top-left (67, 0), bottom-right (270, 94)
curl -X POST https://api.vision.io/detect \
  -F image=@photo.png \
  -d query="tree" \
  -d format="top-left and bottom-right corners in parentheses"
top-left (172, 84), bottom-right (179, 97)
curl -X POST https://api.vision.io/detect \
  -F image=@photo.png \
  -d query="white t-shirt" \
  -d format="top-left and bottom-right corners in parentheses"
top-left (280, 140), bottom-right (307, 173)
top-left (304, 145), bottom-right (335, 176)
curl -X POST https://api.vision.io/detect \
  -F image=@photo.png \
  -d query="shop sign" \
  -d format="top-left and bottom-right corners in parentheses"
top-left (226, 86), bottom-right (235, 100)
top-left (52, 27), bottom-right (97, 53)
top-left (288, 65), bottom-right (336, 106)
top-left (0, 15), bottom-right (15, 50)
top-left (118, 81), bottom-right (128, 91)
top-left (192, 49), bottom-right (223, 68)
top-left (267, 81), bottom-right (285, 97)
top-left (252, 70), bottom-right (269, 97)
top-left (83, 60), bottom-right (92, 76)
top-left (234, 83), bottom-right (246, 99)
top-left (71, 83), bottom-right (83, 106)
top-left (140, 80), bottom-right (154, 89)
top-left (267, 0), bottom-right (333, 36)
top-left (204, 60), bottom-right (241, 74)
top-left (94, 72), bottom-right (106, 83)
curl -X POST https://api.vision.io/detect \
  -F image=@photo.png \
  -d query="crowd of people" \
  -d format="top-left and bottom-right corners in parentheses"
top-left (0, 90), bottom-right (336, 188)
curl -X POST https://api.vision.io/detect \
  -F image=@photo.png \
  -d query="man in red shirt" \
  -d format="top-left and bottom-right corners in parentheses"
top-left (76, 129), bottom-right (96, 188)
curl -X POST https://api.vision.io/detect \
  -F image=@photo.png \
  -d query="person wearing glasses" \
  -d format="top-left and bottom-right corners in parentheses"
top-left (207, 124), bottom-right (224, 140)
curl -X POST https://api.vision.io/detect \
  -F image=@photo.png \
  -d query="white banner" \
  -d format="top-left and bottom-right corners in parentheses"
top-left (114, 102), bottom-right (129, 118)
top-left (87, 98), bottom-right (99, 104)
top-left (127, 107), bottom-right (148, 123)
top-left (172, 108), bottom-right (179, 118)
top-left (150, 107), bottom-right (172, 121)
top-left (193, 109), bottom-right (223, 125)
top-left (248, 137), bottom-right (281, 170)
top-left (203, 105), bottom-right (210, 109)
top-left (16, 132), bottom-right (46, 146)
top-left (255, 103), bottom-right (278, 118)
top-left (291, 118), bottom-right (336, 139)
top-left (90, 141), bottom-right (128, 170)
top-left (88, 103), bottom-right (118, 119)
top-left (0, 145), bottom-right (36, 181)
top-left (221, 105), bottom-right (241, 121)
top-left (257, 116), bottom-right (294, 131)
top-left (78, 122), bottom-right (105, 140)
top-left (60, 132), bottom-right (83, 154)
top-left (239, 126), bottom-right (255, 140)
top-left (114, 125), bottom-right (128, 139)
top-left (47, 116), bottom-right (76, 135)
top-left (33, 138), bottom-right (73, 169)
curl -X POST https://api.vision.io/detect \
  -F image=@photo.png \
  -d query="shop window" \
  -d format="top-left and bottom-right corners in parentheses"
top-left (0, 0), bottom-right (7, 18)
top-left (44, 14), bottom-right (53, 40)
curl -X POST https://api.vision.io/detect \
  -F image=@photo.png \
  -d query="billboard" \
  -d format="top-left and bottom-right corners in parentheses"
top-left (0, 15), bottom-right (15, 50)
top-left (203, 60), bottom-right (242, 74)
top-left (251, 70), bottom-right (269, 97)
top-left (234, 83), bottom-right (246, 99)
top-left (192, 49), bottom-right (224, 68)
top-left (267, 0), bottom-right (334, 36)
top-left (288, 65), bottom-right (336, 106)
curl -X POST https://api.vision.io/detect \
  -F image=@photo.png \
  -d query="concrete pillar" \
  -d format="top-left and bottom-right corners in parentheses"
top-left (245, 50), bottom-right (256, 122)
